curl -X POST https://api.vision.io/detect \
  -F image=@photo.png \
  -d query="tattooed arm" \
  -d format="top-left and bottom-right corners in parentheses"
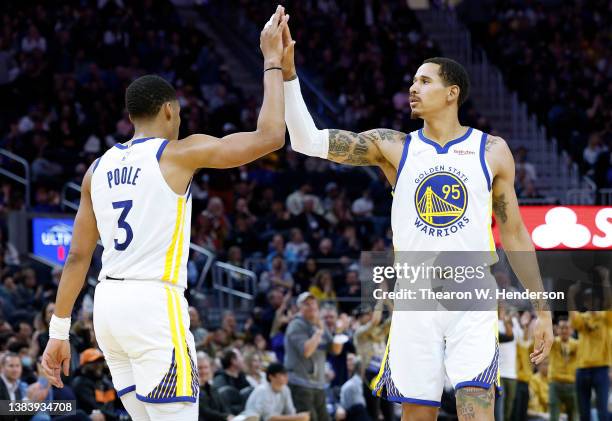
top-left (487, 135), bottom-right (553, 364)
top-left (327, 128), bottom-right (406, 183)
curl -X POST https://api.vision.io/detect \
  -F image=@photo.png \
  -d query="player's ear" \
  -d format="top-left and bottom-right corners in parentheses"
top-left (163, 102), bottom-right (173, 121)
top-left (447, 85), bottom-right (460, 104)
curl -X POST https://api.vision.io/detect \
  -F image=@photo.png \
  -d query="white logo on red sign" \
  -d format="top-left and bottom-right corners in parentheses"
top-left (531, 207), bottom-right (612, 249)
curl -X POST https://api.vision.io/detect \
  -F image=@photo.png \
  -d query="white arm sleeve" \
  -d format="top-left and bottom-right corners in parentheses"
top-left (284, 78), bottom-right (329, 158)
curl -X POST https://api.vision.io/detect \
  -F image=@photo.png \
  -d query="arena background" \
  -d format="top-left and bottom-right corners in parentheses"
top-left (0, 0), bottom-right (610, 420)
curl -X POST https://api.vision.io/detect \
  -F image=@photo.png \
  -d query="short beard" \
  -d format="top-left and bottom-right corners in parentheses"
top-left (410, 110), bottom-right (422, 120)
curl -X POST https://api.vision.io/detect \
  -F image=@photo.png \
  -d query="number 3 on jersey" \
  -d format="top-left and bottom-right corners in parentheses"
top-left (112, 200), bottom-right (133, 250)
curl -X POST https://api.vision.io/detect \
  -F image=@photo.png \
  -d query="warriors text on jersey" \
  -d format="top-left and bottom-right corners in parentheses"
top-left (91, 137), bottom-right (192, 288)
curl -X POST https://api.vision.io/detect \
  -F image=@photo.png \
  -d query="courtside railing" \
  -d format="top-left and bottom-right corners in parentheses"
top-left (212, 261), bottom-right (258, 311)
top-left (0, 148), bottom-right (31, 208)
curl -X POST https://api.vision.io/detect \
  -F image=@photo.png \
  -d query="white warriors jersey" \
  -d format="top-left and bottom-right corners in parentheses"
top-left (91, 137), bottom-right (192, 288)
top-left (391, 127), bottom-right (497, 255)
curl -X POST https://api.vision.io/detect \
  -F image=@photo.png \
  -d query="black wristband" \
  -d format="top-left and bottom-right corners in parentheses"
top-left (264, 66), bottom-right (282, 73)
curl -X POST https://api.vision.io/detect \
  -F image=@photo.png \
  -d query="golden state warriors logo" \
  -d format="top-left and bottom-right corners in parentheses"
top-left (415, 172), bottom-right (467, 227)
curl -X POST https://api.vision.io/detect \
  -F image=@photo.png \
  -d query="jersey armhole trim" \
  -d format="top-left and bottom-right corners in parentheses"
top-left (92, 157), bottom-right (101, 173)
top-left (393, 133), bottom-right (411, 190)
top-left (479, 132), bottom-right (492, 191)
top-left (156, 139), bottom-right (169, 162)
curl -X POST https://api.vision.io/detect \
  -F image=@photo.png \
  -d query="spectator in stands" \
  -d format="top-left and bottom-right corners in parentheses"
top-left (267, 234), bottom-right (287, 268)
top-left (189, 306), bottom-right (208, 349)
top-left (528, 360), bottom-right (549, 420)
top-left (351, 190), bottom-right (374, 218)
top-left (308, 271), bottom-right (337, 305)
top-left (260, 256), bottom-right (294, 294)
top-left (352, 302), bottom-right (393, 421)
top-left (295, 258), bottom-right (319, 294)
top-left (244, 351), bottom-right (266, 387)
top-left (244, 362), bottom-right (309, 421)
top-left (339, 357), bottom-right (371, 421)
top-left (495, 301), bottom-right (518, 421)
top-left (214, 348), bottom-right (251, 391)
top-left (0, 352), bottom-right (28, 401)
top-left (221, 311), bottom-right (245, 346)
top-left (71, 348), bottom-right (117, 419)
top-left (583, 133), bottom-right (607, 174)
top-left (284, 292), bottom-right (344, 421)
top-left (548, 318), bottom-right (578, 421)
top-left (320, 305), bottom-right (352, 388)
top-left (285, 228), bottom-right (310, 272)
top-left (0, 227), bottom-right (19, 267)
top-left (286, 183), bottom-right (313, 216)
top-left (514, 311), bottom-right (534, 421)
top-left (198, 351), bottom-right (236, 421)
top-left (568, 266), bottom-right (612, 421)
top-left (514, 147), bottom-right (537, 185)
top-left (292, 197), bottom-right (328, 243)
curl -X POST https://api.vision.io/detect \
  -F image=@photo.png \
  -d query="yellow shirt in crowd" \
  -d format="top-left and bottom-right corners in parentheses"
top-left (571, 311), bottom-right (612, 369)
top-left (528, 372), bottom-right (549, 414)
top-left (516, 340), bottom-right (533, 383)
top-left (548, 337), bottom-right (578, 383)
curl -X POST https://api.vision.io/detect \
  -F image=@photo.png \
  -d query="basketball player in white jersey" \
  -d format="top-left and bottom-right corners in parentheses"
top-left (279, 25), bottom-right (553, 421)
top-left (40, 6), bottom-right (288, 420)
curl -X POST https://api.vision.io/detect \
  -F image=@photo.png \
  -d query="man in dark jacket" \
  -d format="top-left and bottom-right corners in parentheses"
top-left (213, 349), bottom-right (250, 391)
top-left (198, 352), bottom-right (234, 421)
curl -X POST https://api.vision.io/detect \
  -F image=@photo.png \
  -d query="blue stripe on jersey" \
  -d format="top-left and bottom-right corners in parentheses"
top-left (92, 157), bottom-right (101, 173)
top-left (156, 139), bottom-right (169, 162)
top-left (479, 132), bottom-right (492, 191)
top-left (418, 127), bottom-right (473, 154)
top-left (395, 133), bottom-right (411, 187)
top-left (114, 137), bottom-right (156, 149)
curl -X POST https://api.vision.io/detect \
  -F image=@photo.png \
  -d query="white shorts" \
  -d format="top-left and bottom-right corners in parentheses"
top-left (371, 310), bottom-right (499, 407)
top-left (93, 280), bottom-right (199, 404)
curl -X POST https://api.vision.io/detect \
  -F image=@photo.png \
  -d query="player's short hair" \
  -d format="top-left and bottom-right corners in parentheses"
top-left (125, 75), bottom-right (177, 120)
top-left (423, 57), bottom-right (470, 106)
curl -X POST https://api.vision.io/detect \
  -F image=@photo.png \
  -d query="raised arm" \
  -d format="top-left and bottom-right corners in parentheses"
top-left (280, 20), bottom-right (405, 184)
top-left (486, 135), bottom-right (553, 363)
top-left (166, 6), bottom-right (289, 170)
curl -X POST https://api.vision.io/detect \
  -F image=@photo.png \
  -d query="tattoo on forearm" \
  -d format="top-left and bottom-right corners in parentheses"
top-left (328, 129), bottom-right (372, 165)
top-left (328, 129), bottom-right (403, 165)
top-left (493, 193), bottom-right (508, 223)
top-left (456, 387), bottom-right (494, 420)
top-left (485, 136), bottom-right (499, 151)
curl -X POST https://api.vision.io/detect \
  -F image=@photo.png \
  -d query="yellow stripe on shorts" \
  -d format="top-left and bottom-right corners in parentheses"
top-left (163, 197), bottom-right (185, 281)
top-left (370, 334), bottom-right (392, 396)
top-left (172, 289), bottom-right (192, 395)
top-left (165, 286), bottom-right (187, 396)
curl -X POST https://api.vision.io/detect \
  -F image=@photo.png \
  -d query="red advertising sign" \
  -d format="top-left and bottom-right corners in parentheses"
top-left (492, 206), bottom-right (612, 250)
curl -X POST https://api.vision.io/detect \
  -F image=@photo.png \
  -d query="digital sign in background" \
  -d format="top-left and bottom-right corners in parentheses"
top-left (32, 217), bottom-right (74, 266)
top-left (493, 206), bottom-right (612, 250)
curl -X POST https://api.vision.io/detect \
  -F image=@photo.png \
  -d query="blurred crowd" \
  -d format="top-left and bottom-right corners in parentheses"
top-left (458, 0), bottom-right (612, 190)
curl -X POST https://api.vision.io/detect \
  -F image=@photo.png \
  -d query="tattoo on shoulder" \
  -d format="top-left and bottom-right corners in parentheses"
top-left (485, 136), bottom-right (501, 152)
top-left (375, 129), bottom-right (404, 143)
top-left (493, 193), bottom-right (508, 223)
top-left (456, 387), bottom-right (494, 420)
